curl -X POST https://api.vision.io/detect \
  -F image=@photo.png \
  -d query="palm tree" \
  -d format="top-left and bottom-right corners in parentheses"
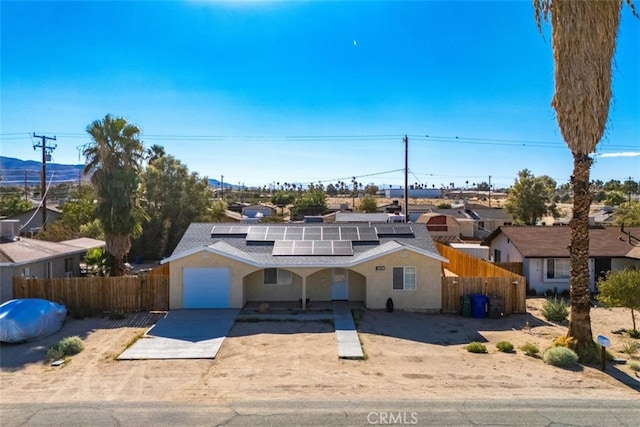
top-left (145, 144), bottom-right (166, 164)
top-left (534, 0), bottom-right (636, 360)
top-left (84, 114), bottom-right (146, 276)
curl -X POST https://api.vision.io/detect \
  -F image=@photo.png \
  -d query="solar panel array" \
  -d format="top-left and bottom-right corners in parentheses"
top-left (272, 240), bottom-right (353, 256)
top-left (211, 225), bottom-right (250, 236)
top-left (211, 224), bottom-right (415, 256)
top-left (245, 226), bottom-right (380, 243)
top-left (375, 225), bottom-right (414, 236)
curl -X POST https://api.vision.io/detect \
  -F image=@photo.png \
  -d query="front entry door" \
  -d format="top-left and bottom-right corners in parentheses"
top-left (331, 268), bottom-right (348, 300)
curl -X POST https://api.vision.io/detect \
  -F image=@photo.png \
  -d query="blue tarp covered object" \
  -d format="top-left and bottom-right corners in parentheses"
top-left (0, 299), bottom-right (67, 343)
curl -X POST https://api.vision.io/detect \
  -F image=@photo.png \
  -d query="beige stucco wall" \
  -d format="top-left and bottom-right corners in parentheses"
top-left (244, 269), bottom-right (303, 301)
top-left (350, 249), bottom-right (442, 311)
top-left (168, 250), bottom-right (260, 309)
top-left (168, 248), bottom-right (442, 311)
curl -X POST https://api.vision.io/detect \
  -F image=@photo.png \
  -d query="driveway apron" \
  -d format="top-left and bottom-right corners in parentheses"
top-left (118, 309), bottom-right (239, 360)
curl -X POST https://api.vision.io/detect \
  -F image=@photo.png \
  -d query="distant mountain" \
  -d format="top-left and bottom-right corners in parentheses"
top-left (0, 156), bottom-right (84, 186)
top-left (0, 156), bottom-right (239, 189)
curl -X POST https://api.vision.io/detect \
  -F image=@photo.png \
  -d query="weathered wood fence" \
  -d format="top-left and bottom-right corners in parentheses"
top-left (435, 242), bottom-right (527, 314)
top-left (12, 275), bottom-right (169, 312)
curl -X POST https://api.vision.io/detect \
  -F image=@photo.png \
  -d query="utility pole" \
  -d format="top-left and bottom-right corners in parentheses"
top-left (33, 133), bottom-right (57, 229)
top-left (221, 175), bottom-right (224, 201)
top-left (404, 135), bottom-right (409, 223)
top-left (488, 175), bottom-right (492, 207)
top-left (627, 176), bottom-right (633, 204)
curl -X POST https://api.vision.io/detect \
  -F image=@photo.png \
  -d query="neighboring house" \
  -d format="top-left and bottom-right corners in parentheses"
top-left (242, 204), bottom-right (276, 219)
top-left (161, 223), bottom-right (447, 311)
top-left (481, 226), bottom-right (640, 294)
top-left (7, 206), bottom-right (63, 235)
top-left (331, 212), bottom-right (396, 223)
top-left (0, 220), bottom-right (105, 301)
top-left (415, 206), bottom-right (512, 239)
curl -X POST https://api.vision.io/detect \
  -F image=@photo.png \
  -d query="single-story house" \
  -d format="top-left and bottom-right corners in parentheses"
top-left (481, 226), bottom-right (640, 294)
top-left (162, 223), bottom-right (448, 311)
top-left (242, 204), bottom-right (276, 219)
top-left (1, 219), bottom-right (105, 301)
top-left (6, 205), bottom-right (63, 235)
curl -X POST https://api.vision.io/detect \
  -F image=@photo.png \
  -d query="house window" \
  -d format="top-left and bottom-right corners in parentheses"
top-left (64, 257), bottom-right (74, 274)
top-left (545, 258), bottom-right (570, 280)
top-left (392, 266), bottom-right (416, 291)
top-left (264, 268), bottom-right (292, 285)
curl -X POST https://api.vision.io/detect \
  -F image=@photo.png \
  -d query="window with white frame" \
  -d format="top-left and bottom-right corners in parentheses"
top-left (264, 268), bottom-right (293, 285)
top-left (392, 266), bottom-right (416, 291)
top-left (545, 258), bottom-right (570, 280)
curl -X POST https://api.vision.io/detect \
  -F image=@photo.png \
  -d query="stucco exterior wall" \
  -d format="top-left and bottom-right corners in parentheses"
top-left (489, 233), bottom-right (524, 263)
top-left (168, 250), bottom-right (259, 309)
top-left (168, 248), bottom-right (442, 311)
top-left (351, 249), bottom-right (442, 311)
top-left (244, 269), bottom-right (302, 301)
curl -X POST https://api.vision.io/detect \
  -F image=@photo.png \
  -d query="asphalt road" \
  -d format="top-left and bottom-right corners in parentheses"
top-left (1, 399), bottom-right (638, 426)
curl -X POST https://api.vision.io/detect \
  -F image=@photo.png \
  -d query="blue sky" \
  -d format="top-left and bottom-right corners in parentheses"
top-left (1, 1), bottom-right (638, 189)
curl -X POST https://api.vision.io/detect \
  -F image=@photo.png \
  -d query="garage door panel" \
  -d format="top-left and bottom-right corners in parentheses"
top-left (183, 268), bottom-right (230, 308)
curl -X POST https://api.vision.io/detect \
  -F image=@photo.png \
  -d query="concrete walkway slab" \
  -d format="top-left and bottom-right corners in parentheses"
top-left (332, 301), bottom-right (364, 359)
top-left (118, 309), bottom-right (239, 360)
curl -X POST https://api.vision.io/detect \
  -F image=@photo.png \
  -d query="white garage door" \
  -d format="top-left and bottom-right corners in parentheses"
top-left (183, 268), bottom-right (230, 308)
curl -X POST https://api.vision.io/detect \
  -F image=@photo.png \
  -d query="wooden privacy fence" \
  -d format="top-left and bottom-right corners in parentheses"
top-left (435, 242), bottom-right (520, 278)
top-left (441, 276), bottom-right (526, 315)
top-left (495, 262), bottom-right (524, 276)
top-left (12, 275), bottom-right (169, 312)
top-left (435, 241), bottom-right (526, 314)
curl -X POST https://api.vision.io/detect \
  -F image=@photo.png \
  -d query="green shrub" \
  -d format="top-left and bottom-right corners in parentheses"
top-left (69, 305), bottom-right (100, 319)
top-left (520, 342), bottom-right (540, 357)
top-left (629, 361), bottom-right (640, 372)
top-left (540, 298), bottom-right (569, 322)
top-left (47, 336), bottom-right (84, 360)
top-left (46, 346), bottom-right (66, 361)
top-left (109, 310), bottom-right (127, 320)
top-left (465, 341), bottom-right (488, 353)
top-left (622, 341), bottom-right (640, 356)
top-left (628, 329), bottom-right (640, 339)
top-left (543, 346), bottom-right (579, 368)
top-left (496, 341), bottom-right (515, 353)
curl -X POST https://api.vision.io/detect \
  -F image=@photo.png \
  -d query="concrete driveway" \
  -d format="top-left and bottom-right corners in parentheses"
top-left (118, 309), bottom-right (239, 360)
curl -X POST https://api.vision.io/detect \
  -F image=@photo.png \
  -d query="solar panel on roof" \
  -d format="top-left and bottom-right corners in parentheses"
top-left (332, 240), bottom-right (354, 255)
top-left (271, 240), bottom-right (353, 256)
top-left (272, 240), bottom-right (294, 255)
top-left (211, 225), bottom-right (250, 236)
top-left (284, 228), bottom-right (303, 240)
top-left (313, 240), bottom-right (333, 255)
top-left (375, 225), bottom-right (414, 236)
top-left (266, 228), bottom-right (286, 240)
top-left (245, 228), bottom-right (268, 241)
top-left (357, 227), bottom-right (379, 241)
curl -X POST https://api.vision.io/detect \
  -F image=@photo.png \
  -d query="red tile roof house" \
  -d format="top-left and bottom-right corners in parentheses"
top-left (481, 226), bottom-right (640, 295)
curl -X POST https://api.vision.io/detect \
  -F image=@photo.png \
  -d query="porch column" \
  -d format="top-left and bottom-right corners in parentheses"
top-left (302, 276), bottom-right (307, 310)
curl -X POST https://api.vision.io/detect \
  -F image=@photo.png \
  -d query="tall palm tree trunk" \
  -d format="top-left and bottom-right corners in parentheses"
top-left (568, 153), bottom-right (594, 356)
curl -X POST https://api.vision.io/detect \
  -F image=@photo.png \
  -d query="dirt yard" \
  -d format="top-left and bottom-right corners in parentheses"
top-left (1, 299), bottom-right (638, 405)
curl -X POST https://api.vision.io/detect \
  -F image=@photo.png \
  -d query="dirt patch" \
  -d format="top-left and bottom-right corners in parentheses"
top-left (0, 299), bottom-right (638, 404)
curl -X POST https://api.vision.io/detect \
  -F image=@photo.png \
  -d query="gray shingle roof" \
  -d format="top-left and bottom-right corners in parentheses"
top-left (168, 222), bottom-right (444, 266)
